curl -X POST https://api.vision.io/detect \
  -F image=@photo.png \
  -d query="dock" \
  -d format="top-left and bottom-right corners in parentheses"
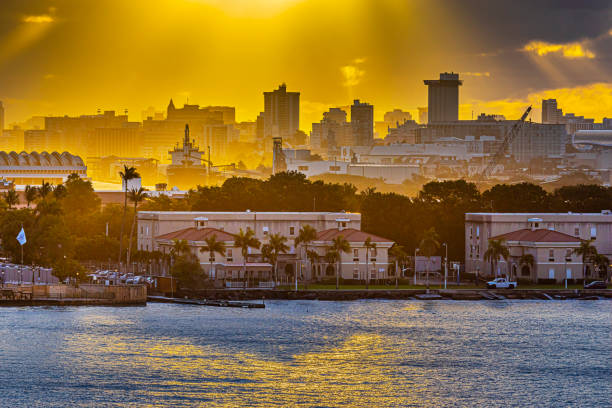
top-left (148, 296), bottom-right (265, 308)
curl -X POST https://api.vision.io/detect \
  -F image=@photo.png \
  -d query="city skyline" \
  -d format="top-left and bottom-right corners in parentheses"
top-left (0, 0), bottom-right (611, 128)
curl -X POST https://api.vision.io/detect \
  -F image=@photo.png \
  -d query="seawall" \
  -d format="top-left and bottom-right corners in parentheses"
top-left (0, 284), bottom-right (147, 306)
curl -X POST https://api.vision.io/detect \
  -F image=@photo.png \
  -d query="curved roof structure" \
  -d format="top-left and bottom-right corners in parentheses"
top-left (573, 130), bottom-right (612, 148)
top-left (0, 151), bottom-right (85, 167)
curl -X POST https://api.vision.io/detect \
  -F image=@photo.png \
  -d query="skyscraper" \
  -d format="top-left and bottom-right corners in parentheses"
top-left (542, 99), bottom-right (563, 124)
top-left (424, 72), bottom-right (462, 123)
top-left (263, 83), bottom-right (300, 139)
top-left (351, 99), bottom-right (373, 146)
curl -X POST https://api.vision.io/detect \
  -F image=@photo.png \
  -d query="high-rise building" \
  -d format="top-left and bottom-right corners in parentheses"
top-left (263, 83), bottom-right (300, 139)
top-left (310, 108), bottom-right (352, 152)
top-left (424, 72), bottom-right (462, 123)
top-left (418, 107), bottom-right (428, 124)
top-left (0, 101), bottom-right (4, 131)
top-left (351, 99), bottom-right (374, 146)
top-left (376, 109), bottom-right (413, 138)
top-left (542, 99), bottom-right (563, 124)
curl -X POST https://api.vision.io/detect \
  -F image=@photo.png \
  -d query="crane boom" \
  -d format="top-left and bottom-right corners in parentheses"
top-left (480, 105), bottom-right (532, 179)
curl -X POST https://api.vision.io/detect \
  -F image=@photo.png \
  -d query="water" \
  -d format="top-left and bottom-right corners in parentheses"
top-left (0, 300), bottom-right (610, 407)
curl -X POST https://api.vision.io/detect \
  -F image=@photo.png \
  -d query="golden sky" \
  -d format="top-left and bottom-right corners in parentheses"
top-left (0, 0), bottom-right (611, 128)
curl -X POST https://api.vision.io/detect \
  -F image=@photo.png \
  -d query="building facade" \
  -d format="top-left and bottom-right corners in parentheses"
top-left (465, 212), bottom-right (612, 280)
top-left (0, 151), bottom-right (87, 185)
top-left (424, 72), bottom-right (462, 123)
top-left (263, 83), bottom-right (300, 140)
top-left (351, 99), bottom-right (374, 146)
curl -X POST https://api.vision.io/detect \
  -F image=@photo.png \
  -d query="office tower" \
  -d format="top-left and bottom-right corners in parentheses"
top-left (263, 83), bottom-right (300, 139)
top-left (351, 99), bottom-right (374, 146)
top-left (424, 72), bottom-right (462, 123)
top-left (542, 99), bottom-right (563, 124)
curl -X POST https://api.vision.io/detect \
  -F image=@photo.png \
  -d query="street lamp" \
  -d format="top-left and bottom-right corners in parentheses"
top-left (442, 243), bottom-right (448, 289)
top-left (414, 248), bottom-right (419, 286)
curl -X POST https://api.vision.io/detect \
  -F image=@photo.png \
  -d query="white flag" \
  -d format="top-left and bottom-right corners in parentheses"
top-left (16, 228), bottom-right (26, 246)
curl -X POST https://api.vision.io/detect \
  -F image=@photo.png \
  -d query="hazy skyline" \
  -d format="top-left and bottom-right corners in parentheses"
top-left (1, 0), bottom-right (611, 128)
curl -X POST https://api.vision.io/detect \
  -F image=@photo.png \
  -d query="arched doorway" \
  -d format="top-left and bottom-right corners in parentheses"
top-left (325, 265), bottom-right (335, 277)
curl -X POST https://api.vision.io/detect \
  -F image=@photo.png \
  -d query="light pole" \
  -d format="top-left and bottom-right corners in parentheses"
top-left (414, 248), bottom-right (419, 286)
top-left (442, 243), bottom-right (448, 289)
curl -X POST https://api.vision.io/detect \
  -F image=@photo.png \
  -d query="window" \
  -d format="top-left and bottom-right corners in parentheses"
top-left (353, 248), bottom-right (359, 261)
top-left (342, 222), bottom-right (347, 228)
top-left (469, 226), bottom-right (473, 239)
top-left (548, 268), bottom-right (555, 279)
top-left (353, 269), bottom-right (359, 279)
top-left (329, 165), bottom-right (341, 171)
top-left (289, 226), bottom-right (295, 235)
top-left (566, 268), bottom-right (572, 279)
top-left (565, 249), bottom-right (572, 262)
top-left (370, 270), bottom-right (376, 279)
top-left (548, 249), bottom-right (554, 262)
top-left (226, 249), bottom-right (233, 262)
top-left (574, 227), bottom-right (580, 236)
top-left (476, 226), bottom-right (480, 238)
top-left (263, 226), bottom-right (269, 236)
top-left (590, 226), bottom-right (597, 240)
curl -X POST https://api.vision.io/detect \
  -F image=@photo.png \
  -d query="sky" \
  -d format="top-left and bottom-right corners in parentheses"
top-left (0, 0), bottom-right (611, 128)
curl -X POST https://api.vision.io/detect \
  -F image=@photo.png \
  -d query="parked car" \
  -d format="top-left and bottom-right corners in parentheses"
top-left (584, 281), bottom-right (607, 289)
top-left (486, 277), bottom-right (517, 289)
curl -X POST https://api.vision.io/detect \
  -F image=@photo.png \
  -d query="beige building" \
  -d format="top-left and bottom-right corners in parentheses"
top-left (138, 211), bottom-right (361, 253)
top-left (155, 225), bottom-right (273, 287)
top-left (306, 228), bottom-right (395, 282)
top-left (488, 229), bottom-right (583, 283)
top-left (465, 212), bottom-right (612, 280)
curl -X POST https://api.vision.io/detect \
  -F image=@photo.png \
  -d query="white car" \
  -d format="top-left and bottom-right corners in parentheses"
top-left (486, 278), bottom-right (517, 289)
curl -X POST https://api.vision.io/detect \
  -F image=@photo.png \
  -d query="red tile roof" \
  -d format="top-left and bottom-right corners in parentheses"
top-left (156, 227), bottom-right (235, 242)
top-left (490, 228), bottom-right (581, 243)
top-left (315, 228), bottom-right (393, 243)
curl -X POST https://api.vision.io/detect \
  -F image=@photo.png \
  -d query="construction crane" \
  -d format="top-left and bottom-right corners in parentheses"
top-left (479, 105), bottom-right (532, 180)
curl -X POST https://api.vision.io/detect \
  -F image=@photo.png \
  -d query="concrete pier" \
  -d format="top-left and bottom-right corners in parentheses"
top-left (0, 284), bottom-right (147, 306)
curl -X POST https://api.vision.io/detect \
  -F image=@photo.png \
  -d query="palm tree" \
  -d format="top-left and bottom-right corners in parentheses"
top-left (419, 227), bottom-right (440, 289)
top-left (39, 181), bottom-right (52, 198)
top-left (364, 237), bottom-right (376, 289)
top-left (269, 233), bottom-right (290, 284)
top-left (518, 253), bottom-right (535, 282)
top-left (234, 228), bottom-right (261, 288)
top-left (24, 185), bottom-right (38, 207)
top-left (592, 253), bottom-right (610, 280)
top-left (294, 225), bottom-right (317, 282)
top-left (126, 187), bottom-right (148, 271)
top-left (331, 235), bottom-right (350, 290)
top-left (573, 239), bottom-right (597, 280)
top-left (389, 244), bottom-right (408, 288)
top-left (118, 165), bottom-right (140, 268)
top-left (200, 235), bottom-right (226, 280)
top-left (324, 248), bottom-right (339, 283)
top-left (170, 239), bottom-right (190, 260)
top-left (3, 189), bottom-right (19, 209)
top-left (306, 249), bottom-right (320, 282)
top-left (484, 238), bottom-right (509, 280)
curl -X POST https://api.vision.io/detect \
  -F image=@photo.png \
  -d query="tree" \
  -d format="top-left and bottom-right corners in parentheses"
top-left (389, 244), bottom-right (408, 288)
top-left (593, 254), bottom-right (610, 280)
top-left (52, 258), bottom-right (86, 284)
top-left (294, 225), bottom-right (317, 283)
top-left (269, 233), bottom-right (289, 284)
top-left (364, 237), bottom-right (376, 289)
top-left (234, 228), bottom-right (260, 288)
top-left (331, 235), bottom-right (350, 289)
top-left (126, 187), bottom-right (148, 269)
top-left (39, 181), bottom-right (52, 198)
top-left (171, 254), bottom-right (205, 289)
top-left (3, 189), bottom-right (19, 209)
top-left (573, 239), bottom-right (597, 280)
top-left (484, 238), bottom-right (509, 279)
top-left (419, 227), bottom-right (440, 289)
top-left (200, 235), bottom-right (226, 280)
top-left (53, 184), bottom-right (67, 199)
top-left (306, 249), bottom-right (320, 281)
top-left (324, 248), bottom-right (339, 282)
top-left (518, 253), bottom-right (535, 281)
top-left (170, 239), bottom-right (190, 260)
top-left (24, 185), bottom-right (38, 207)
top-left (118, 165), bottom-right (140, 268)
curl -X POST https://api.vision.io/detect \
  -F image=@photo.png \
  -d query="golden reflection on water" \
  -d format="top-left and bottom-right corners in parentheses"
top-left (67, 332), bottom-right (429, 407)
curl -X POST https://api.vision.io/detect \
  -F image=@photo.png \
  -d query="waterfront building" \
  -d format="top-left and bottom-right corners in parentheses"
top-left (307, 228), bottom-right (394, 282)
top-left (138, 211), bottom-right (361, 253)
top-left (424, 72), bottom-right (462, 123)
top-left (0, 151), bottom-right (87, 185)
top-left (465, 212), bottom-right (612, 281)
top-left (154, 225), bottom-right (273, 287)
top-left (263, 83), bottom-right (300, 140)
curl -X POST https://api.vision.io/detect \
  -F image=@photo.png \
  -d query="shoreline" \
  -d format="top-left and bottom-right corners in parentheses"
top-left (174, 288), bottom-right (612, 301)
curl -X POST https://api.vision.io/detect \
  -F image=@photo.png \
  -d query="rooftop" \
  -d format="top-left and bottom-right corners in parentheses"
top-left (315, 228), bottom-right (393, 243)
top-left (156, 227), bottom-right (235, 242)
top-left (490, 228), bottom-right (582, 243)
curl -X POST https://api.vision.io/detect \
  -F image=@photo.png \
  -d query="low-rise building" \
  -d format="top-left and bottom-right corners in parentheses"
top-left (465, 212), bottom-right (612, 279)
